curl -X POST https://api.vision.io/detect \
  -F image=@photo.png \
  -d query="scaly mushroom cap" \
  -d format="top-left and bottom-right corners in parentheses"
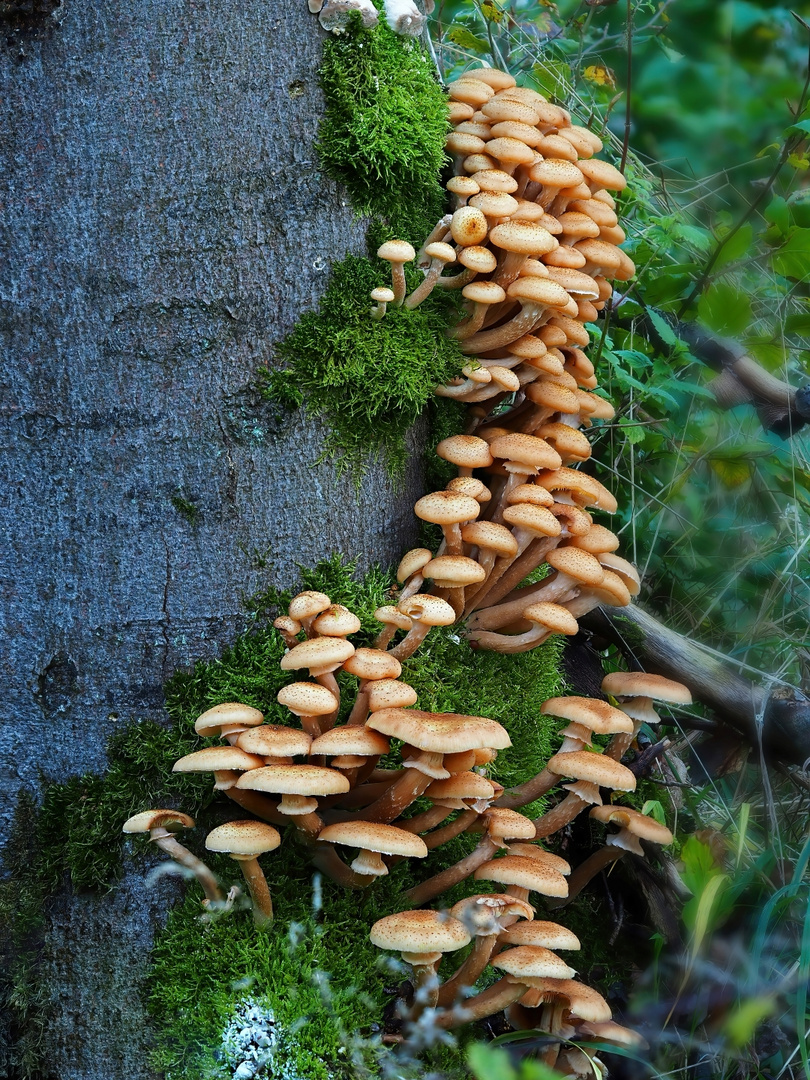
top-left (277, 682), bottom-right (339, 718)
top-left (521, 979), bottom-right (611, 1022)
top-left (280, 636), bottom-right (355, 675)
top-left (423, 556), bottom-right (487, 588)
top-left (489, 221), bottom-right (557, 257)
top-left (502, 503), bottom-right (561, 538)
top-left (367, 679), bottom-right (419, 712)
top-left (458, 246), bottom-right (498, 273)
top-left (483, 807), bottom-right (537, 840)
top-left (396, 548), bottom-right (433, 583)
top-left (450, 893), bottom-right (535, 934)
top-left (470, 168), bottom-right (519, 193)
top-left (464, 66), bottom-right (517, 91)
top-left (589, 804), bottom-right (674, 847)
top-left (368, 708), bottom-right (511, 753)
top-left (236, 726), bottom-right (313, 759)
top-left (397, 594), bottom-right (457, 627)
top-left (505, 845), bottom-right (572, 876)
top-left (529, 158), bottom-right (585, 189)
top-left (374, 606), bottom-right (414, 633)
top-left (370, 909), bottom-right (471, 964)
top-left (312, 604), bottom-right (362, 637)
top-left (318, 821), bottom-right (428, 860)
top-left (172, 746), bottom-right (265, 773)
top-left (537, 423), bottom-right (592, 463)
top-left (194, 702), bottom-right (264, 737)
top-left (461, 520), bottom-right (520, 557)
top-left (545, 547), bottom-right (605, 586)
top-left (578, 1021), bottom-right (648, 1048)
top-left (577, 158), bottom-right (627, 192)
top-left (342, 648), bottom-right (402, 682)
top-left (425, 772), bottom-right (498, 809)
top-left (546, 750), bottom-right (636, 792)
top-left (205, 820), bottom-right (281, 857)
top-left (450, 206), bottom-right (489, 247)
top-left (413, 490), bottom-right (480, 526)
top-left (525, 379), bottom-right (580, 414)
top-left (436, 435), bottom-right (494, 471)
top-left (540, 697), bottom-right (634, 735)
top-left (474, 855), bottom-right (568, 897)
top-left (376, 239), bottom-right (417, 265)
top-left (499, 920), bottom-right (581, 951)
top-left (492, 945), bottom-right (576, 981)
top-left (489, 433), bottom-right (562, 473)
top-left (235, 764), bottom-right (350, 797)
top-left (601, 672), bottom-right (692, 704)
top-left (569, 524), bottom-right (620, 554)
top-left (288, 591), bottom-right (332, 622)
top-left (123, 809), bottom-right (195, 834)
top-left (505, 484), bottom-right (555, 508)
top-left (310, 727), bottom-right (390, 758)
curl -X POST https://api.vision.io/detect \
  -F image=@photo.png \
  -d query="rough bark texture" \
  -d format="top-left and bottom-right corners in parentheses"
top-left (1, 2), bottom-right (425, 1074)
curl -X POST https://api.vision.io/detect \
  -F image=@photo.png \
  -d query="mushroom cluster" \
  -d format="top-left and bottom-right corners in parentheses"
top-left (367, 66), bottom-right (640, 657)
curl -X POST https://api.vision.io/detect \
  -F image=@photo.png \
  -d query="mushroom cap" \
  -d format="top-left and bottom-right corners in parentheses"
top-left (172, 746), bottom-right (266, 773)
top-left (546, 750), bottom-right (636, 792)
top-left (310, 727), bottom-right (390, 758)
top-left (367, 679), bottom-right (419, 712)
top-left (598, 553), bottom-right (641, 596)
top-left (540, 696), bottom-right (634, 735)
top-left (288, 591), bottom-right (332, 621)
top-left (277, 682), bottom-right (339, 718)
top-left (470, 168), bottom-right (519, 193)
top-left (489, 221), bottom-right (557, 257)
top-left (577, 158), bottom-right (627, 191)
top-left (461, 520), bottom-right (519, 557)
top-left (483, 807), bottom-right (537, 840)
top-left (578, 1021), bottom-right (648, 1048)
top-left (447, 78), bottom-right (495, 106)
top-left (370, 287), bottom-right (395, 304)
top-left (525, 378), bottom-right (580, 414)
top-left (475, 855), bottom-right (568, 897)
top-left (546, 546), bottom-right (605, 586)
top-left (425, 771), bottom-right (498, 807)
top-left (502, 502), bottom-right (561, 538)
top-left (521, 603), bottom-right (579, 637)
top-left (505, 483), bottom-right (554, 508)
top-left (589, 804), bottom-right (674, 846)
top-left (318, 821), bottom-right (428, 859)
top-left (492, 944), bottom-right (576, 981)
top-left (537, 423), bottom-right (592, 463)
top-left (195, 702), bottom-right (264, 737)
top-left (279, 636), bottom-right (355, 674)
top-left (370, 909), bottom-right (471, 959)
top-left (423, 556), bottom-right (487, 587)
top-left (486, 136), bottom-right (536, 166)
top-left (601, 671), bottom-right (692, 704)
top-left (529, 158), bottom-right (585, 189)
top-left (235, 764), bottom-right (350, 797)
top-left (342, 647), bottom-right (402, 682)
top-left (312, 604), bottom-right (362, 637)
top-left (481, 98), bottom-right (538, 124)
top-left (425, 241), bottom-right (457, 265)
top-left (367, 708), bottom-right (511, 753)
top-left (374, 606), bottom-right (413, 632)
top-left (413, 490), bottom-right (480, 526)
top-left (123, 809), bottom-right (195, 834)
top-left (436, 434), bottom-right (494, 470)
top-left (569, 524), bottom-right (620, 554)
top-left (499, 920), bottom-right (581, 951)
top-left (377, 239), bottom-right (416, 264)
top-left (236, 726), bottom-right (313, 759)
top-left (505, 844), bottom-right (572, 876)
top-left (450, 893), bottom-right (534, 934)
top-left (205, 820), bottom-right (281, 857)
top-left (489, 433), bottom-right (562, 472)
top-left (447, 175), bottom-right (480, 198)
top-left (397, 593), bottom-right (457, 627)
top-left (462, 280), bottom-right (508, 306)
top-left (450, 206), bottom-right (489, 247)
top-left (463, 66), bottom-right (517, 91)
top-left (457, 245), bottom-right (498, 273)
top-left (396, 548), bottom-right (433, 583)
top-left (522, 979), bottom-right (611, 1022)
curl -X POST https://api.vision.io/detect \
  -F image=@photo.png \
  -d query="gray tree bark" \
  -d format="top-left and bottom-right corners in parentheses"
top-left (0, 2), bottom-right (424, 1074)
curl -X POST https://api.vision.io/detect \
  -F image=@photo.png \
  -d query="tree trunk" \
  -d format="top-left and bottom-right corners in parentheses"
top-left (0, 3), bottom-right (424, 1074)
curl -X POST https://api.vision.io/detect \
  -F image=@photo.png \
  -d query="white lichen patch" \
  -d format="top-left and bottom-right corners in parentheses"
top-left (215, 997), bottom-right (332, 1080)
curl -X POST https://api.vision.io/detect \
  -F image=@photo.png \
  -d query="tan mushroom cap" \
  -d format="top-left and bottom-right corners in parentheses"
top-left (546, 750), bottom-right (636, 792)
top-left (505, 483), bottom-right (554, 508)
top-left (505, 845), bottom-right (572, 876)
top-left (451, 893), bottom-right (535, 934)
top-left (397, 548), bottom-right (433, 583)
top-left (423, 556), bottom-right (487, 588)
top-left (578, 1021), bottom-right (648, 1048)
top-left (523, 979), bottom-right (611, 1022)
top-left (368, 708), bottom-right (512, 753)
top-left (590, 804), bottom-right (674, 846)
top-left (172, 746), bottom-right (266, 773)
top-left (342, 647), bottom-right (402, 682)
top-left (447, 476), bottom-right (492, 502)
top-left (481, 98), bottom-right (539, 124)
top-left (310, 726), bottom-right (390, 758)
top-left (522, 603), bottom-right (579, 637)
top-left (469, 190), bottom-right (521, 218)
top-left (486, 136), bottom-right (536, 166)
top-left (601, 672), bottom-right (692, 704)
top-left (475, 855), bottom-right (569, 897)
top-left (195, 702), bottom-right (264, 737)
top-left (461, 520), bottom-right (520, 557)
top-left (524, 378), bottom-right (580, 414)
top-left (447, 78), bottom-right (495, 106)
top-left (546, 546), bottom-right (605, 586)
top-left (374, 606), bottom-right (413, 634)
top-left (464, 66), bottom-right (517, 91)
top-left (470, 168), bottom-right (519, 193)
top-left (377, 239), bottom-right (417, 265)
top-left (537, 423), bottom-right (592, 463)
top-left (236, 764), bottom-right (350, 798)
top-left (236, 726), bottom-right (313, 759)
top-left (575, 389), bottom-right (616, 421)
top-left (577, 157), bottom-right (627, 191)
top-left (425, 771), bottom-right (498, 808)
top-left (492, 944), bottom-right (576, 981)
top-left (280, 636), bottom-right (356, 675)
top-left (484, 807), bottom-right (537, 840)
top-left (448, 101), bottom-right (475, 123)
top-left (458, 245), bottom-right (498, 273)
top-left (436, 435), bottom-right (494, 470)
top-left (489, 221), bottom-right (557, 256)
top-left (540, 697), bottom-right (634, 735)
top-left (205, 820), bottom-right (281, 857)
top-left (570, 524), bottom-right (620, 554)
top-left (123, 809), bottom-right (195, 834)
top-left (288, 591), bottom-right (332, 621)
top-left (413, 490), bottom-right (480, 526)
top-left (446, 175), bottom-right (480, 200)
top-left (502, 502), bottom-right (561, 538)
top-left (370, 909), bottom-right (471, 965)
top-left (489, 433), bottom-right (562, 472)
top-left (367, 679), bottom-right (419, 712)
top-left (312, 604), bottom-right (362, 637)
top-left (318, 820), bottom-right (428, 860)
top-left (462, 281), bottom-right (508, 308)
top-left (529, 158), bottom-right (585, 189)
top-left (537, 468), bottom-right (618, 513)
top-left (499, 920), bottom-right (581, 950)
top-left (277, 682), bottom-right (339, 718)
top-left (446, 131), bottom-right (489, 157)
top-left (598, 553), bottom-right (641, 595)
top-left (397, 593), bottom-right (457, 627)
top-left (450, 206), bottom-right (489, 247)
top-left (424, 241), bottom-right (457, 267)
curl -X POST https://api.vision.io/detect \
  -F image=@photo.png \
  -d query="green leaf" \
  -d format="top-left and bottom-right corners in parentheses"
top-left (697, 282), bottom-right (752, 336)
top-left (642, 800), bottom-right (667, 825)
top-left (446, 27), bottom-right (489, 52)
top-left (713, 223), bottom-right (754, 270)
top-left (689, 872), bottom-right (730, 957)
top-left (618, 417), bottom-right (647, 445)
top-left (532, 61), bottom-right (572, 100)
top-left (710, 456), bottom-right (752, 488)
top-left (468, 1043), bottom-right (518, 1080)
top-left (765, 196), bottom-right (790, 235)
top-left (785, 118), bottom-right (810, 138)
top-left (772, 228), bottom-right (810, 281)
top-left (724, 997), bottom-right (777, 1049)
top-left (647, 307), bottom-right (682, 350)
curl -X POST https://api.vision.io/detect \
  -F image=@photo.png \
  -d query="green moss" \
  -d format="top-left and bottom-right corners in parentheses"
top-left (317, 13), bottom-right (449, 241)
top-left (171, 495), bottom-right (201, 526)
top-left (270, 254), bottom-right (465, 476)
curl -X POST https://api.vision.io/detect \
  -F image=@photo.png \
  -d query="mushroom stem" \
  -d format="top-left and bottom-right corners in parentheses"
top-left (355, 767), bottom-right (435, 825)
top-left (437, 933), bottom-right (500, 1008)
top-left (389, 622), bottom-right (434, 663)
top-left (532, 792), bottom-right (591, 839)
top-left (604, 721), bottom-right (640, 762)
top-left (434, 977), bottom-right (528, 1029)
top-left (310, 843), bottom-right (369, 889)
top-left (423, 808), bottom-right (480, 850)
top-left (236, 856), bottom-right (274, 926)
top-left (151, 829), bottom-right (223, 904)
top-left (404, 836), bottom-right (498, 907)
top-left (469, 536), bottom-right (560, 613)
top-left (466, 626), bottom-right (553, 655)
top-left (397, 804), bottom-right (453, 835)
top-left (412, 961), bottom-right (442, 1014)
top-left (547, 846), bottom-right (625, 908)
top-left (224, 788), bottom-right (287, 827)
top-left (468, 573), bottom-right (577, 631)
top-left (495, 767), bottom-right (558, 811)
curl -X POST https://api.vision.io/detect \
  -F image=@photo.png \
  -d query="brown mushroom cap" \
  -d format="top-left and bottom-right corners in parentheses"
top-left (489, 433), bottom-right (562, 473)
top-left (461, 520), bottom-right (520, 558)
top-left (288, 591), bottom-right (332, 622)
top-left (436, 435), bottom-right (494, 471)
top-left (521, 603), bottom-right (579, 637)
top-left (502, 502), bottom-right (561, 538)
top-left (492, 944), bottom-right (576, 980)
top-left (451, 893), bottom-right (535, 933)
top-left (601, 672), bottom-right (693, 704)
top-left (540, 697), bottom-right (634, 735)
top-left (397, 594), bottom-right (457, 627)
top-left (123, 809), bottom-right (195, 834)
top-left (450, 206), bottom-right (489, 247)
top-left (236, 726), bottom-right (313, 759)
top-left (368, 708), bottom-right (512, 753)
top-left (397, 548), bottom-right (433, 583)
top-left (370, 909), bottom-right (471, 963)
top-left (312, 604), bottom-right (362, 637)
top-left (489, 221), bottom-right (557, 257)
top-left (423, 556), bottom-right (487, 588)
top-left (523, 979), bottom-right (611, 1022)
top-left (172, 746), bottom-right (266, 773)
top-left (545, 546), bottom-right (605, 587)
top-left (342, 648), bottom-right (402, 682)
top-left (367, 679), bottom-right (419, 712)
top-left (280, 636), bottom-right (356, 675)
top-left (414, 490), bottom-right (480, 526)
top-left (310, 727), bottom-right (390, 758)
top-left (194, 702), bottom-right (264, 737)
top-left (425, 772), bottom-right (498, 808)
top-left (277, 682), bottom-right (339, 718)
top-left (505, 845), bottom-right (572, 876)
top-left (235, 764), bottom-right (350, 798)
top-left (205, 820), bottom-right (281, 857)
top-left (475, 855), bottom-right (568, 897)
top-left (483, 807), bottom-right (537, 840)
top-left (589, 804), bottom-right (674, 846)
top-left (499, 920), bottom-right (581, 951)
top-left (318, 821), bottom-right (429, 860)
top-left (546, 750), bottom-right (636, 792)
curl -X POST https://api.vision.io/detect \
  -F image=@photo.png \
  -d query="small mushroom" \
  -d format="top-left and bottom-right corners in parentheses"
top-left (123, 809), bottom-right (222, 904)
top-left (205, 820), bottom-right (281, 926)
